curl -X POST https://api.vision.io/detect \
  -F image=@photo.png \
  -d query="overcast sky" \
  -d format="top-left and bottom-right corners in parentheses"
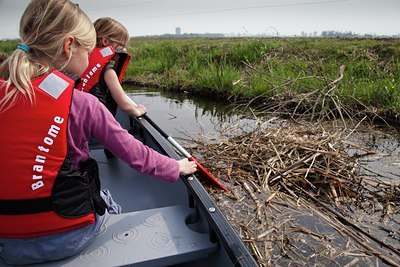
top-left (0, 0), bottom-right (399, 39)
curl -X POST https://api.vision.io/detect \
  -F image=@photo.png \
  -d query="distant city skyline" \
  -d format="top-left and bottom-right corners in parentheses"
top-left (0, 0), bottom-right (399, 40)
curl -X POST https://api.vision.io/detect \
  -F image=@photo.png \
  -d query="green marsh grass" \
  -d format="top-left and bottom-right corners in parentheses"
top-left (126, 37), bottom-right (400, 122)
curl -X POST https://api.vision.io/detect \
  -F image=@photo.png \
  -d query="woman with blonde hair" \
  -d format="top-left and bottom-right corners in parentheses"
top-left (0, 0), bottom-right (196, 265)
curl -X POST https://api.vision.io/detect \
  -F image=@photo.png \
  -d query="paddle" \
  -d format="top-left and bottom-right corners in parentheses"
top-left (127, 96), bottom-right (228, 191)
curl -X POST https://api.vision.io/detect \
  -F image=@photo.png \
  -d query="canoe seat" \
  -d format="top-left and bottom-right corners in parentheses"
top-left (37, 205), bottom-right (217, 267)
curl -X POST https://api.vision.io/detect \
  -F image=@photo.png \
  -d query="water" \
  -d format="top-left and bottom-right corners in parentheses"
top-left (126, 85), bottom-right (400, 265)
top-left (127, 89), bottom-right (223, 140)
top-left (126, 86), bottom-right (400, 184)
top-left (126, 87), bottom-right (259, 143)
top-left (348, 128), bottom-right (400, 183)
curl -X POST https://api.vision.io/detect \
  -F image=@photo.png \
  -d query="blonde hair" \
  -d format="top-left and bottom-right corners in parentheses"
top-left (93, 17), bottom-right (129, 47)
top-left (0, 0), bottom-right (96, 112)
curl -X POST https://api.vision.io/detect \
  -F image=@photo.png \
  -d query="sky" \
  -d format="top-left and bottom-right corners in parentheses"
top-left (0, 0), bottom-right (399, 40)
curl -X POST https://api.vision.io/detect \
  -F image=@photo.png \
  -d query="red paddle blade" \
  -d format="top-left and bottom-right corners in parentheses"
top-left (189, 157), bottom-right (228, 191)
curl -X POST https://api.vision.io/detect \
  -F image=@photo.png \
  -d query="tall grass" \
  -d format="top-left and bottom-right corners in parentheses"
top-left (126, 37), bottom-right (400, 118)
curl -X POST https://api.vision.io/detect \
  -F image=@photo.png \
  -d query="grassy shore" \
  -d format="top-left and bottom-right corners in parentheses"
top-left (126, 37), bottom-right (400, 123)
top-left (1, 37), bottom-right (399, 123)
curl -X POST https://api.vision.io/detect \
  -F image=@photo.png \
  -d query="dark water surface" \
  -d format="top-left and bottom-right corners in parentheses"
top-left (126, 87), bottom-right (257, 142)
top-left (349, 128), bottom-right (400, 183)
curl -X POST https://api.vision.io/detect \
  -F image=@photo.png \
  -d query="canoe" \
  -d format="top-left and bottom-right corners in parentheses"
top-left (4, 108), bottom-right (258, 267)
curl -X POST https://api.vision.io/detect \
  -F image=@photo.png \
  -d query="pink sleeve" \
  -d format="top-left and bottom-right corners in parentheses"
top-left (68, 90), bottom-right (180, 182)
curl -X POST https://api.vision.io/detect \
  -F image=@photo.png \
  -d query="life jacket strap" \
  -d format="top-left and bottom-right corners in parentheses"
top-left (0, 197), bottom-right (53, 215)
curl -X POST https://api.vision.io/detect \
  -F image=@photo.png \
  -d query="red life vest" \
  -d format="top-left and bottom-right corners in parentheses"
top-left (0, 70), bottom-right (97, 238)
top-left (77, 46), bottom-right (131, 93)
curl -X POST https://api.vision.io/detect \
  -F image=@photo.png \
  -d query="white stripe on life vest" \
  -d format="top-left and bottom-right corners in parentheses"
top-left (38, 73), bottom-right (69, 99)
top-left (100, 47), bottom-right (113, 57)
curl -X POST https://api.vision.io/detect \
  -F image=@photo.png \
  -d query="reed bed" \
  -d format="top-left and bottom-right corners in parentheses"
top-left (126, 37), bottom-right (400, 123)
top-left (189, 120), bottom-right (400, 266)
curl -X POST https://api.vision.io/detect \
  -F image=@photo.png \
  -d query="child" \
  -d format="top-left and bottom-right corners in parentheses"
top-left (0, 0), bottom-right (196, 265)
top-left (77, 17), bottom-right (147, 118)
top-left (79, 17), bottom-right (146, 158)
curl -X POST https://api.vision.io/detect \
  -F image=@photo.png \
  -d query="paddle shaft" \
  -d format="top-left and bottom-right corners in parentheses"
top-left (127, 96), bottom-right (227, 191)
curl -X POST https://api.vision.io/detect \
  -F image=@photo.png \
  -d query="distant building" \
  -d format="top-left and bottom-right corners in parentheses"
top-left (175, 27), bottom-right (181, 36)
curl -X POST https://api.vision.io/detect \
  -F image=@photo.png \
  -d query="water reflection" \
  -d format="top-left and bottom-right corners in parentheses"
top-left (126, 85), bottom-right (257, 142)
top-left (349, 128), bottom-right (400, 183)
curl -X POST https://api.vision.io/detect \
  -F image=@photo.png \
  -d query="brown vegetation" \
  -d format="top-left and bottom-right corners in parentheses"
top-left (189, 119), bottom-right (400, 266)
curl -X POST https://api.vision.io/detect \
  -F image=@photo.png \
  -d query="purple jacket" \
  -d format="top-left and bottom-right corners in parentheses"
top-left (67, 90), bottom-right (179, 182)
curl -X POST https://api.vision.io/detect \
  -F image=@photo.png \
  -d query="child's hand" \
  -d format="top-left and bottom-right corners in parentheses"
top-left (178, 158), bottom-right (197, 175)
top-left (133, 104), bottom-right (147, 117)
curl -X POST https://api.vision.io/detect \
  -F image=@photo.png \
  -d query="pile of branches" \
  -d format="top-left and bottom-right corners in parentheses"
top-left (189, 120), bottom-right (400, 266)
top-left (196, 121), bottom-right (397, 207)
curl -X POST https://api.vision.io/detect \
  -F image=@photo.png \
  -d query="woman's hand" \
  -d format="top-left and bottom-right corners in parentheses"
top-left (177, 158), bottom-right (197, 175)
